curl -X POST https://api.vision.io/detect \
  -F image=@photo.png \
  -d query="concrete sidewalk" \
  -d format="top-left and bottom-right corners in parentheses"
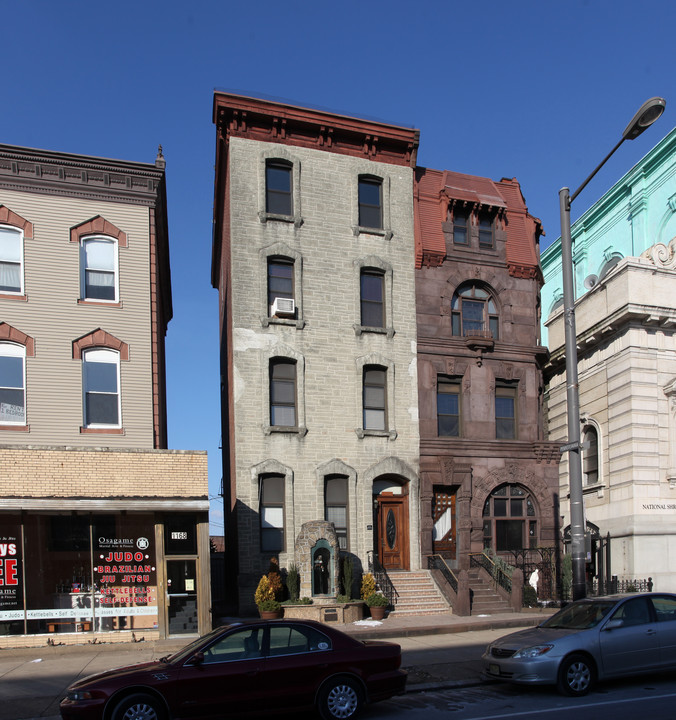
top-left (0, 609), bottom-right (550, 720)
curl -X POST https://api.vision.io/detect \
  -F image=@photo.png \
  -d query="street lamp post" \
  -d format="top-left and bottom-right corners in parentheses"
top-left (560, 97), bottom-right (666, 602)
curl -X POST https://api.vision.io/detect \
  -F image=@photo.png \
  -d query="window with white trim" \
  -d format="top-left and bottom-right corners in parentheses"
top-left (0, 343), bottom-right (25, 424)
top-left (82, 348), bottom-right (120, 427)
top-left (0, 226), bottom-right (23, 294)
top-left (81, 236), bottom-right (118, 301)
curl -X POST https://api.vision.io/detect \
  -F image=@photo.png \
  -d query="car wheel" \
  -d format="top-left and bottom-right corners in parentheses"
top-left (557, 654), bottom-right (595, 697)
top-left (317, 676), bottom-right (364, 720)
top-left (111, 693), bottom-right (166, 720)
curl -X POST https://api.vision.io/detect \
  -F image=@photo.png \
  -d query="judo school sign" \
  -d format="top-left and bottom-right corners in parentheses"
top-left (0, 531), bottom-right (23, 621)
top-left (95, 535), bottom-right (157, 614)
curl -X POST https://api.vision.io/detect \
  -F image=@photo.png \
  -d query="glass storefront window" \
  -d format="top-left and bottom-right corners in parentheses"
top-left (17, 512), bottom-right (158, 635)
top-left (0, 514), bottom-right (23, 636)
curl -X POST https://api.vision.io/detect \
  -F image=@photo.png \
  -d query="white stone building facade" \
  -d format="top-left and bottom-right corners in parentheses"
top-left (543, 127), bottom-right (676, 591)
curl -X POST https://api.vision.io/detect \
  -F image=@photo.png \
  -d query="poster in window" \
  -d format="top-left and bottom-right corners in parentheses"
top-left (0, 525), bottom-right (23, 619)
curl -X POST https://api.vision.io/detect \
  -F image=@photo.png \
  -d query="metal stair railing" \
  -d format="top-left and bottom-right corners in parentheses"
top-left (427, 554), bottom-right (458, 593)
top-left (469, 551), bottom-right (512, 594)
top-left (367, 551), bottom-right (399, 607)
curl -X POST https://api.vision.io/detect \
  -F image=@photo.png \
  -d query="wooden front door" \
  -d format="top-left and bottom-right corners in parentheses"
top-left (376, 494), bottom-right (409, 570)
top-left (433, 489), bottom-right (456, 559)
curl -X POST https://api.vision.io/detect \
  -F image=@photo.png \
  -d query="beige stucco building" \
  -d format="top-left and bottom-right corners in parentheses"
top-left (0, 144), bottom-right (210, 645)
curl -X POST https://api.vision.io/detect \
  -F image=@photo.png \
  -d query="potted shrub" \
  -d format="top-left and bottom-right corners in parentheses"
top-left (257, 597), bottom-right (282, 619)
top-left (255, 575), bottom-right (282, 619)
top-left (365, 592), bottom-right (388, 620)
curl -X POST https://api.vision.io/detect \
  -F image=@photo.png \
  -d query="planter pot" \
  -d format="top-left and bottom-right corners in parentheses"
top-left (369, 605), bottom-right (386, 621)
top-left (259, 609), bottom-right (282, 619)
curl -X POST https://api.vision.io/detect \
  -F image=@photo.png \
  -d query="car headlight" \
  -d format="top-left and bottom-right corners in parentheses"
top-left (513, 644), bottom-right (554, 659)
top-left (66, 690), bottom-right (94, 701)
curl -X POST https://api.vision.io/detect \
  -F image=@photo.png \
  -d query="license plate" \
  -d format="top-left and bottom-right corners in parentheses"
top-left (489, 663), bottom-right (500, 675)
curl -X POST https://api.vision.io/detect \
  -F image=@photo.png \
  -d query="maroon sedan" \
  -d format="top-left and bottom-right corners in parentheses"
top-left (60, 619), bottom-right (406, 720)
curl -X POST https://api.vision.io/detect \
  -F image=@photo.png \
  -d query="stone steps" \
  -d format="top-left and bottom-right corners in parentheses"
top-left (384, 571), bottom-right (451, 617)
top-left (468, 570), bottom-right (513, 614)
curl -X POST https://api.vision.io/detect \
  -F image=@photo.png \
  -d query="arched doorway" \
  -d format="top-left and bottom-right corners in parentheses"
top-left (373, 477), bottom-right (409, 570)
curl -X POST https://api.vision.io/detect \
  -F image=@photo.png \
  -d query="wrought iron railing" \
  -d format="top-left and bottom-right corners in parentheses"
top-left (428, 555), bottom-right (458, 593)
top-left (367, 551), bottom-right (398, 607)
top-left (469, 551), bottom-right (512, 593)
top-left (587, 576), bottom-right (654, 597)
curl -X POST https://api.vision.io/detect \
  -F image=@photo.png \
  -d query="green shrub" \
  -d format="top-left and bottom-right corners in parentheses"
top-left (341, 557), bottom-right (354, 599)
top-left (523, 584), bottom-right (537, 607)
top-left (286, 563), bottom-right (300, 602)
top-left (365, 593), bottom-right (388, 607)
top-left (257, 598), bottom-right (281, 612)
top-left (335, 594), bottom-right (351, 604)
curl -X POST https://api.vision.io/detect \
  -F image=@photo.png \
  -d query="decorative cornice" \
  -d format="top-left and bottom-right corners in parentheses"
top-left (213, 92), bottom-right (419, 168)
top-left (0, 144), bottom-right (165, 207)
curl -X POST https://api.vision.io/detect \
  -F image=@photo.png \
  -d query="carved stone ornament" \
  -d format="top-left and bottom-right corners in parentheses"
top-left (641, 238), bottom-right (676, 269)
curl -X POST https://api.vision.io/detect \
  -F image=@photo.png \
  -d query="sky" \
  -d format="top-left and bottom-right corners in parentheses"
top-left (2, 0), bottom-right (674, 534)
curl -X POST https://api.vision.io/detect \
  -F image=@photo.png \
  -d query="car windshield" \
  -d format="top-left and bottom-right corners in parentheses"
top-left (163, 624), bottom-right (240, 664)
top-left (541, 601), bottom-right (616, 630)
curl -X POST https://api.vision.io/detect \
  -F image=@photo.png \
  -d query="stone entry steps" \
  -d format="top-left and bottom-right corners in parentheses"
top-left (468, 569), bottom-right (513, 615)
top-left (385, 570), bottom-right (451, 617)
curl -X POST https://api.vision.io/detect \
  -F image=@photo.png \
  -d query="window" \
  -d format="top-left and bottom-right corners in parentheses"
top-left (478, 212), bottom-right (494, 248)
top-left (268, 624), bottom-right (332, 656)
top-left (483, 484), bottom-right (537, 552)
top-left (358, 176), bottom-right (383, 229)
top-left (265, 160), bottom-right (293, 216)
top-left (270, 359), bottom-right (296, 427)
top-left (0, 226), bottom-right (23, 294)
top-left (360, 270), bottom-right (384, 328)
top-left (582, 426), bottom-right (599, 485)
top-left (81, 236), bottom-right (117, 301)
top-left (260, 475), bottom-right (284, 552)
top-left (267, 258), bottom-right (294, 313)
top-left (363, 366), bottom-right (386, 431)
top-left (203, 627), bottom-right (263, 663)
top-left (495, 381), bottom-right (517, 439)
top-left (453, 210), bottom-right (469, 245)
top-left (0, 343), bottom-right (25, 424)
top-left (325, 476), bottom-right (348, 550)
top-left (451, 283), bottom-right (499, 339)
top-left (437, 377), bottom-right (460, 437)
top-left (82, 349), bottom-right (120, 427)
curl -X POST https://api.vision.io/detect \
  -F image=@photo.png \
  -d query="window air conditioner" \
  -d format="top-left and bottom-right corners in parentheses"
top-left (271, 297), bottom-right (295, 317)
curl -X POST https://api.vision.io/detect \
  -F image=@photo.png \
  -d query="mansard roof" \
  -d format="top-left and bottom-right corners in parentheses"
top-left (414, 166), bottom-right (543, 277)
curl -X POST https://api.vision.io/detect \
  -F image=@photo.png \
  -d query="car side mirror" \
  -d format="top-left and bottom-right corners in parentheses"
top-left (189, 651), bottom-right (205, 666)
top-left (603, 619), bottom-right (623, 631)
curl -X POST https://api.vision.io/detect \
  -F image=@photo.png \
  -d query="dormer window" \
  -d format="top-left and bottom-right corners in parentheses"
top-left (452, 210), bottom-right (469, 245)
top-left (478, 212), bottom-right (494, 248)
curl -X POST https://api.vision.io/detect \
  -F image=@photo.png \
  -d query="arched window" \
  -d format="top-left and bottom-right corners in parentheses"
top-left (0, 342), bottom-right (26, 424)
top-left (82, 348), bottom-right (120, 427)
top-left (451, 283), bottom-right (499, 339)
top-left (363, 365), bottom-right (387, 430)
top-left (325, 475), bottom-right (349, 550)
top-left (265, 160), bottom-right (293, 216)
top-left (582, 425), bottom-right (599, 485)
top-left (81, 236), bottom-right (118, 301)
top-left (482, 483), bottom-right (537, 552)
top-left (0, 225), bottom-right (23, 294)
top-left (269, 359), bottom-right (297, 427)
top-left (358, 175), bottom-right (383, 229)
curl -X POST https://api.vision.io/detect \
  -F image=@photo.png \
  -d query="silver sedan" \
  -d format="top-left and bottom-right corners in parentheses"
top-left (483, 593), bottom-right (676, 696)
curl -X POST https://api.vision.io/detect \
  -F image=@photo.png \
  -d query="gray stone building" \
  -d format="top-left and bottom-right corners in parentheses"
top-left (211, 94), bottom-right (421, 612)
